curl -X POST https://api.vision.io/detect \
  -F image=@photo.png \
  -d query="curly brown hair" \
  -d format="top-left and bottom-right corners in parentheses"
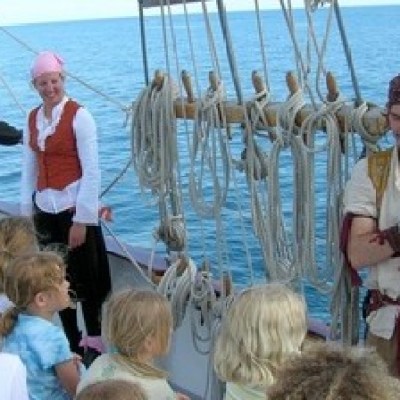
top-left (387, 74), bottom-right (400, 110)
top-left (267, 342), bottom-right (400, 400)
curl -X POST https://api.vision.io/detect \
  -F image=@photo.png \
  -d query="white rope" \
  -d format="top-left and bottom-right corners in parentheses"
top-left (100, 220), bottom-right (156, 288)
top-left (252, 89), bottom-right (307, 282)
top-left (188, 80), bottom-right (231, 218)
top-left (299, 99), bottom-right (343, 293)
top-left (235, 90), bottom-right (272, 283)
top-left (351, 102), bottom-right (380, 153)
top-left (252, 0), bottom-right (270, 91)
top-left (157, 255), bottom-right (197, 329)
top-left (304, 0), bottom-right (335, 102)
top-left (131, 74), bottom-right (187, 252)
top-left (279, 0), bottom-right (317, 108)
top-left (0, 69), bottom-right (27, 117)
top-left (153, 214), bottom-right (186, 252)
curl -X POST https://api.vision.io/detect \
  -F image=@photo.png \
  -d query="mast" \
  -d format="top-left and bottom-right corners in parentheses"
top-left (138, 0), bottom-right (150, 85)
top-left (333, 0), bottom-right (362, 105)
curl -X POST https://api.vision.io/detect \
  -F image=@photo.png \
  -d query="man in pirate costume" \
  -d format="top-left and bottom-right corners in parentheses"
top-left (20, 51), bottom-right (111, 365)
top-left (343, 74), bottom-right (400, 376)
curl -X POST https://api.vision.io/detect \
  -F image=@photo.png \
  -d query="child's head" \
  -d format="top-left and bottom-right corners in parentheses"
top-left (0, 216), bottom-right (37, 291)
top-left (104, 288), bottom-right (172, 377)
top-left (214, 283), bottom-right (307, 386)
top-left (0, 251), bottom-right (69, 335)
top-left (76, 380), bottom-right (148, 400)
top-left (267, 342), bottom-right (400, 400)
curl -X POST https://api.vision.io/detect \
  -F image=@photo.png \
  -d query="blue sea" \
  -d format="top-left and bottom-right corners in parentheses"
top-left (0, 5), bottom-right (399, 323)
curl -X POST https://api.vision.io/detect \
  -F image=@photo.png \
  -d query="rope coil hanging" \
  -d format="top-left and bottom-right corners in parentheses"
top-left (188, 73), bottom-right (231, 219)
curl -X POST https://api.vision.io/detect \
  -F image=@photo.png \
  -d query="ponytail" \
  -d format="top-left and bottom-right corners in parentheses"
top-left (0, 306), bottom-right (20, 337)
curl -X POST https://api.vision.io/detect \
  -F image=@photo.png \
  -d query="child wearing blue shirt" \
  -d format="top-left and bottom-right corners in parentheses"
top-left (0, 251), bottom-right (82, 400)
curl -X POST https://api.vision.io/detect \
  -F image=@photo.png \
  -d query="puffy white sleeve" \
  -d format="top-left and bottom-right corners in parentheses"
top-left (343, 157), bottom-right (376, 218)
top-left (0, 354), bottom-right (30, 400)
top-left (72, 107), bottom-right (100, 224)
top-left (20, 119), bottom-right (38, 217)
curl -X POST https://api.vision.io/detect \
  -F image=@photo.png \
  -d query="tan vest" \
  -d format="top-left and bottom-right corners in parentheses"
top-left (29, 100), bottom-right (82, 191)
top-left (367, 147), bottom-right (393, 216)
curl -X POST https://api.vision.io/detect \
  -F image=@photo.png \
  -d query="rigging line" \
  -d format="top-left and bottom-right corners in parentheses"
top-left (0, 26), bottom-right (130, 113)
top-left (165, 0), bottom-right (187, 219)
top-left (0, 70), bottom-right (26, 117)
top-left (180, 1), bottom-right (201, 168)
top-left (304, 0), bottom-right (335, 102)
top-left (159, 0), bottom-right (171, 75)
top-left (279, 0), bottom-right (318, 109)
top-left (333, 0), bottom-right (362, 105)
top-left (240, 99), bottom-right (270, 283)
top-left (182, 0), bottom-right (202, 97)
top-left (67, 71), bottom-right (131, 113)
top-left (253, 0), bottom-right (270, 92)
top-left (200, 0), bottom-right (222, 78)
top-left (215, 0), bottom-right (243, 104)
top-left (299, 105), bottom-right (342, 293)
top-left (100, 157), bottom-right (132, 198)
top-left (100, 220), bottom-right (156, 288)
top-left (287, 1), bottom-right (303, 86)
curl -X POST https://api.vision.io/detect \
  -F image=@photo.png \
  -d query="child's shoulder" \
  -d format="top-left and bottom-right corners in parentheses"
top-left (17, 314), bottom-right (66, 339)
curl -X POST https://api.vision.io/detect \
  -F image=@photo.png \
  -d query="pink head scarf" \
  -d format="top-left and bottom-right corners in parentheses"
top-left (30, 51), bottom-right (64, 80)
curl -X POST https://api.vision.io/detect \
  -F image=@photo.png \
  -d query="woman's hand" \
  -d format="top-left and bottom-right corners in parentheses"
top-left (68, 223), bottom-right (87, 249)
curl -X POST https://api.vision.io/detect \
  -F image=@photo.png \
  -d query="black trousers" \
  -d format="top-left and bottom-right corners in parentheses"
top-left (34, 208), bottom-right (111, 354)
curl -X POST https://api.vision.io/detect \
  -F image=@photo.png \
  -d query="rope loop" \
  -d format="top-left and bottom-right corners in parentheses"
top-left (157, 255), bottom-right (197, 330)
top-left (351, 101), bottom-right (380, 153)
top-left (154, 214), bottom-right (186, 252)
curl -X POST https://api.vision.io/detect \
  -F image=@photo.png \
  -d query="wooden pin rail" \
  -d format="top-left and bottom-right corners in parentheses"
top-left (152, 70), bottom-right (388, 137)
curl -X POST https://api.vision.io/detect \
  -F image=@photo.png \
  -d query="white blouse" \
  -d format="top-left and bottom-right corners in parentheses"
top-left (20, 96), bottom-right (100, 224)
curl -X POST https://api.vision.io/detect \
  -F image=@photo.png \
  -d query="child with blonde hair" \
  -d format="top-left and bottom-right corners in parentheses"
top-left (214, 283), bottom-right (307, 399)
top-left (76, 379), bottom-right (148, 400)
top-left (0, 251), bottom-right (81, 399)
top-left (0, 216), bottom-right (37, 314)
top-left (77, 288), bottom-right (190, 400)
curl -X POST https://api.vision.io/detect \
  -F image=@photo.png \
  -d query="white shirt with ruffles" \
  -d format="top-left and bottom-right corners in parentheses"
top-left (343, 147), bottom-right (400, 339)
top-left (20, 96), bottom-right (100, 224)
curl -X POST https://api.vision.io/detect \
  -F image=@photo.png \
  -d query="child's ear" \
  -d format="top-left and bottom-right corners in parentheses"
top-left (143, 334), bottom-right (156, 354)
top-left (34, 291), bottom-right (48, 308)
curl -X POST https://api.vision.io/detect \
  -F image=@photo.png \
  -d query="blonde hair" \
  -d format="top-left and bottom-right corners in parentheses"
top-left (76, 380), bottom-right (147, 400)
top-left (267, 342), bottom-right (400, 400)
top-left (214, 283), bottom-right (307, 386)
top-left (0, 251), bottom-right (66, 336)
top-left (0, 217), bottom-right (37, 291)
top-left (104, 288), bottom-right (172, 379)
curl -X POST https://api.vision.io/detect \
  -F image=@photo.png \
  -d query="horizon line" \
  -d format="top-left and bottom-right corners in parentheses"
top-left (1, 2), bottom-right (396, 27)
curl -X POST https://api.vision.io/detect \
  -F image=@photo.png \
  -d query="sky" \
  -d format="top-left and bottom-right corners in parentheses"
top-left (1, 0), bottom-right (400, 25)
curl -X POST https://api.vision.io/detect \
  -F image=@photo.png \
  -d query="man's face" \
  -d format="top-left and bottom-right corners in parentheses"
top-left (388, 104), bottom-right (400, 147)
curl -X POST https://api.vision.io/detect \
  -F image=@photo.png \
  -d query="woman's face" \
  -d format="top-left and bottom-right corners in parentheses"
top-left (33, 71), bottom-right (65, 109)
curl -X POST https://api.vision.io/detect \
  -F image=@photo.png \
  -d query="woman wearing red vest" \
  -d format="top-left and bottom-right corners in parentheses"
top-left (20, 51), bottom-right (111, 365)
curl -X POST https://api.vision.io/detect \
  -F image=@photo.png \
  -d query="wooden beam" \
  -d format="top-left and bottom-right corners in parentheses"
top-left (173, 98), bottom-right (388, 136)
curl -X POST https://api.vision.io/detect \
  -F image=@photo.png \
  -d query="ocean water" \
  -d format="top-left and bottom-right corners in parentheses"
top-left (0, 5), bottom-right (399, 323)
